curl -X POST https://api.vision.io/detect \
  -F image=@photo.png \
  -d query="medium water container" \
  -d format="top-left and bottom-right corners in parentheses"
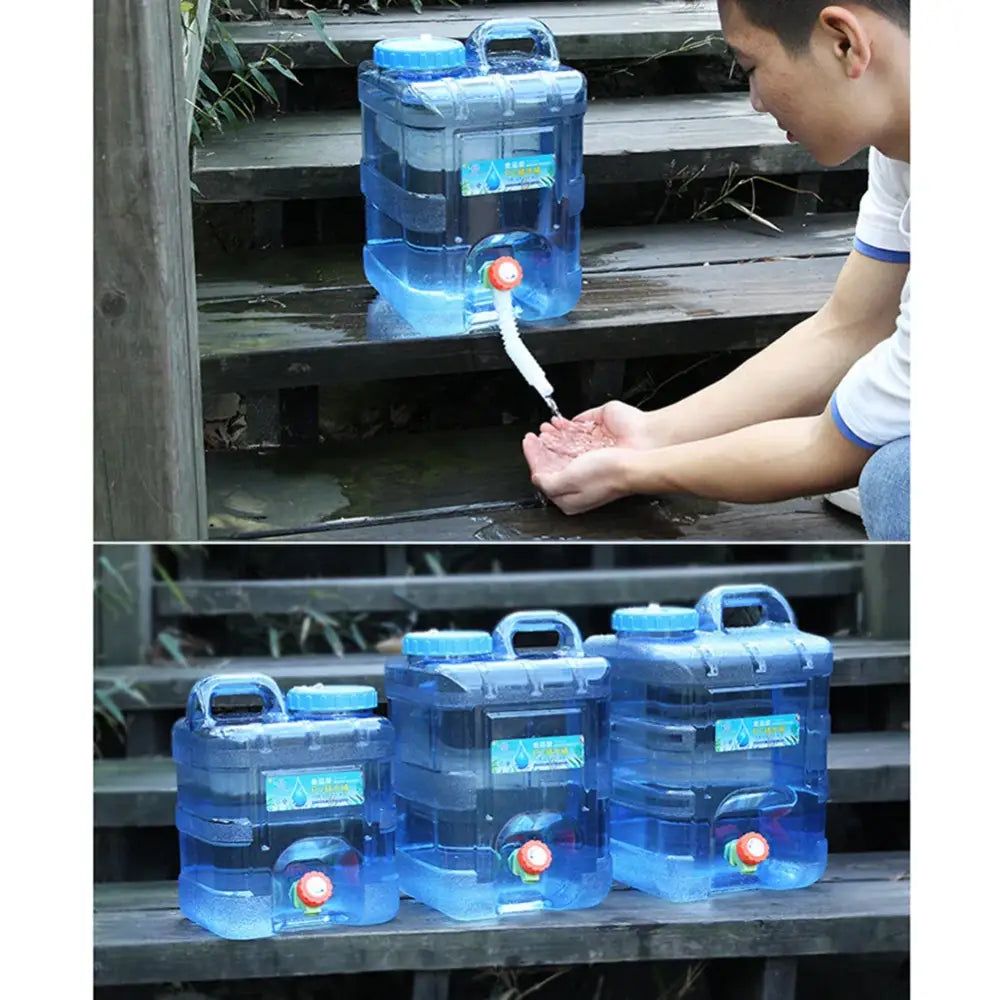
top-left (358, 18), bottom-right (587, 337)
top-left (584, 585), bottom-right (832, 902)
top-left (172, 674), bottom-right (398, 939)
top-left (385, 612), bottom-right (612, 920)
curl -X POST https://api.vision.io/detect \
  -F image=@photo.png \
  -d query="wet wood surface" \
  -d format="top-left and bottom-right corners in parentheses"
top-left (215, 2), bottom-right (728, 69)
top-left (93, 852), bottom-right (909, 985)
top-left (192, 94), bottom-right (867, 201)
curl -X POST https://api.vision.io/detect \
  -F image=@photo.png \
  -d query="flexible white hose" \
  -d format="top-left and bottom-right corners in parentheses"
top-left (493, 287), bottom-right (554, 399)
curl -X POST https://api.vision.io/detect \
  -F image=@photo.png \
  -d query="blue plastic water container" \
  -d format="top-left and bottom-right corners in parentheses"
top-left (385, 612), bottom-right (612, 921)
top-left (358, 18), bottom-right (587, 337)
top-left (584, 585), bottom-right (833, 902)
top-left (172, 674), bottom-right (398, 939)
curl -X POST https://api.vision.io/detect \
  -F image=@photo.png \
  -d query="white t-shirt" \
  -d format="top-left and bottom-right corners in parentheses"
top-left (830, 147), bottom-right (910, 449)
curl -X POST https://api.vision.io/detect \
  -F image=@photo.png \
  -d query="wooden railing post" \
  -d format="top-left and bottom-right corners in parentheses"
top-left (94, 0), bottom-right (208, 540)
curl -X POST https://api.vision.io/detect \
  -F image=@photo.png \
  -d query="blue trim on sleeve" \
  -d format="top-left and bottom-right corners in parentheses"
top-left (831, 394), bottom-right (879, 451)
top-left (853, 236), bottom-right (910, 264)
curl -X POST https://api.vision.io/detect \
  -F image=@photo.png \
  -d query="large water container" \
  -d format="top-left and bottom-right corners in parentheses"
top-left (385, 612), bottom-right (612, 920)
top-left (358, 18), bottom-right (587, 337)
top-left (172, 674), bottom-right (398, 939)
top-left (584, 585), bottom-right (832, 902)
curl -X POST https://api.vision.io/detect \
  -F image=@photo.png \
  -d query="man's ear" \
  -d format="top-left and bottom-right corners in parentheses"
top-left (817, 5), bottom-right (873, 79)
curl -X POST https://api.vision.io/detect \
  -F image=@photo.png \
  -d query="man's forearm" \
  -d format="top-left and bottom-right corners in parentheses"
top-left (645, 311), bottom-right (868, 447)
top-left (626, 410), bottom-right (872, 504)
top-left (642, 250), bottom-right (907, 448)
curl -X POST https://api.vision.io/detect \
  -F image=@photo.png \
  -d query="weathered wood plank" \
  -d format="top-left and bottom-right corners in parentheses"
top-left (862, 547), bottom-right (910, 640)
top-left (196, 211), bottom-right (855, 290)
top-left (153, 560), bottom-right (864, 616)
top-left (94, 0), bottom-right (208, 539)
top-left (216, 1), bottom-right (727, 68)
top-left (93, 731), bottom-right (907, 827)
top-left (93, 856), bottom-right (909, 985)
top-left (200, 422), bottom-right (865, 541)
top-left (91, 853), bottom-right (912, 914)
top-left (94, 546), bottom-right (154, 667)
top-left (264, 496), bottom-right (865, 542)
top-left (192, 95), bottom-right (868, 202)
top-left (200, 253), bottom-right (848, 394)
top-left (93, 638), bottom-right (908, 712)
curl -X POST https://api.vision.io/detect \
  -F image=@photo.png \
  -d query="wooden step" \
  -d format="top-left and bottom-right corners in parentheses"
top-left (203, 426), bottom-right (867, 540)
top-left (153, 559), bottom-right (866, 616)
top-left (198, 214), bottom-right (855, 395)
top-left (215, 1), bottom-right (727, 69)
top-left (93, 731), bottom-right (909, 828)
top-left (93, 852), bottom-right (909, 986)
top-left (191, 94), bottom-right (866, 202)
top-left (95, 638), bottom-right (909, 712)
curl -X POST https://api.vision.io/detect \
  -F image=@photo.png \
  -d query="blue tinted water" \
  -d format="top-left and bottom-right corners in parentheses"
top-left (385, 613), bottom-right (612, 920)
top-left (584, 586), bottom-right (832, 901)
top-left (358, 19), bottom-right (586, 336)
top-left (172, 676), bottom-right (398, 939)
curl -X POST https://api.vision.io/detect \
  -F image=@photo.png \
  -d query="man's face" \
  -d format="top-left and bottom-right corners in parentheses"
top-left (719, 1), bottom-right (868, 167)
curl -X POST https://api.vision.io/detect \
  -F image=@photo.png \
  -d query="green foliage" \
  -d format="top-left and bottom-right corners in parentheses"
top-left (182, 1), bottom-right (350, 146)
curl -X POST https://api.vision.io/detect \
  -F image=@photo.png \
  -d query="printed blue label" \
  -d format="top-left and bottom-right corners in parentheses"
top-left (461, 154), bottom-right (556, 196)
top-left (264, 769), bottom-right (364, 812)
top-left (491, 735), bottom-right (585, 774)
top-left (715, 714), bottom-right (801, 753)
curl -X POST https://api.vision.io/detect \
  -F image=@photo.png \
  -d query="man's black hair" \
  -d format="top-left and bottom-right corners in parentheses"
top-left (705, 1), bottom-right (910, 53)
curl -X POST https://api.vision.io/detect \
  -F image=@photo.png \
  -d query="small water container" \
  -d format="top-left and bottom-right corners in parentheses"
top-left (358, 18), bottom-right (587, 337)
top-left (584, 585), bottom-right (833, 902)
top-left (385, 612), bottom-right (612, 921)
top-left (172, 675), bottom-right (398, 939)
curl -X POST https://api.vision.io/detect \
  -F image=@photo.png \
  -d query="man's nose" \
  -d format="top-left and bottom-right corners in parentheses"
top-left (749, 78), bottom-right (766, 113)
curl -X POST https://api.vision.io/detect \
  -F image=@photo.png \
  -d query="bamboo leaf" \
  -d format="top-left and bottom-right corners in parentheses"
top-left (268, 626), bottom-right (283, 659)
top-left (99, 555), bottom-right (134, 605)
top-left (95, 688), bottom-right (126, 729)
top-left (248, 64), bottom-right (280, 105)
top-left (156, 630), bottom-right (190, 667)
top-left (349, 621), bottom-right (367, 652)
top-left (199, 68), bottom-right (222, 96)
top-left (307, 11), bottom-right (346, 63)
top-left (264, 56), bottom-right (301, 84)
top-left (155, 560), bottom-right (192, 612)
top-left (322, 625), bottom-right (345, 658)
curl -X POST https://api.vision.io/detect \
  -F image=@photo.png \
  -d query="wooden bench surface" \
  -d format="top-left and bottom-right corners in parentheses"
top-left (192, 94), bottom-right (866, 202)
top-left (152, 558), bottom-right (865, 615)
top-left (94, 637), bottom-right (910, 711)
top-left (93, 851), bottom-right (909, 986)
top-left (198, 214), bottom-right (854, 394)
top-left (204, 428), bottom-right (867, 540)
top-left (92, 731), bottom-right (910, 828)
top-left (215, 1), bottom-right (728, 68)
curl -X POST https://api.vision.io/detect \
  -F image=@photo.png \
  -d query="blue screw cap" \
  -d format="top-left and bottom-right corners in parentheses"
top-left (611, 604), bottom-right (699, 635)
top-left (286, 684), bottom-right (377, 713)
top-left (373, 35), bottom-right (466, 73)
top-left (402, 629), bottom-right (493, 657)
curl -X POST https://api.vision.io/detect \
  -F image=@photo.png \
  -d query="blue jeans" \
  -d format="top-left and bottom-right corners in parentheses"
top-left (859, 436), bottom-right (910, 541)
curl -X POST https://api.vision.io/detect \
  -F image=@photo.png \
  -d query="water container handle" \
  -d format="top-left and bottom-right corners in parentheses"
top-left (185, 673), bottom-right (287, 730)
top-left (465, 18), bottom-right (560, 75)
top-left (695, 585), bottom-right (797, 632)
top-left (492, 610), bottom-right (585, 659)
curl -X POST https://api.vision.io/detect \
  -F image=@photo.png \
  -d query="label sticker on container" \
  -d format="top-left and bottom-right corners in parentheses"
top-left (461, 154), bottom-right (556, 196)
top-left (491, 735), bottom-right (585, 774)
top-left (264, 769), bottom-right (364, 812)
top-left (715, 714), bottom-right (800, 753)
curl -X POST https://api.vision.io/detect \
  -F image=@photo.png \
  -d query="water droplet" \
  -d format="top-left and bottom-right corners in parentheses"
top-left (737, 719), bottom-right (751, 749)
top-left (514, 742), bottom-right (531, 770)
top-left (486, 162), bottom-right (503, 192)
top-left (292, 778), bottom-right (309, 807)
